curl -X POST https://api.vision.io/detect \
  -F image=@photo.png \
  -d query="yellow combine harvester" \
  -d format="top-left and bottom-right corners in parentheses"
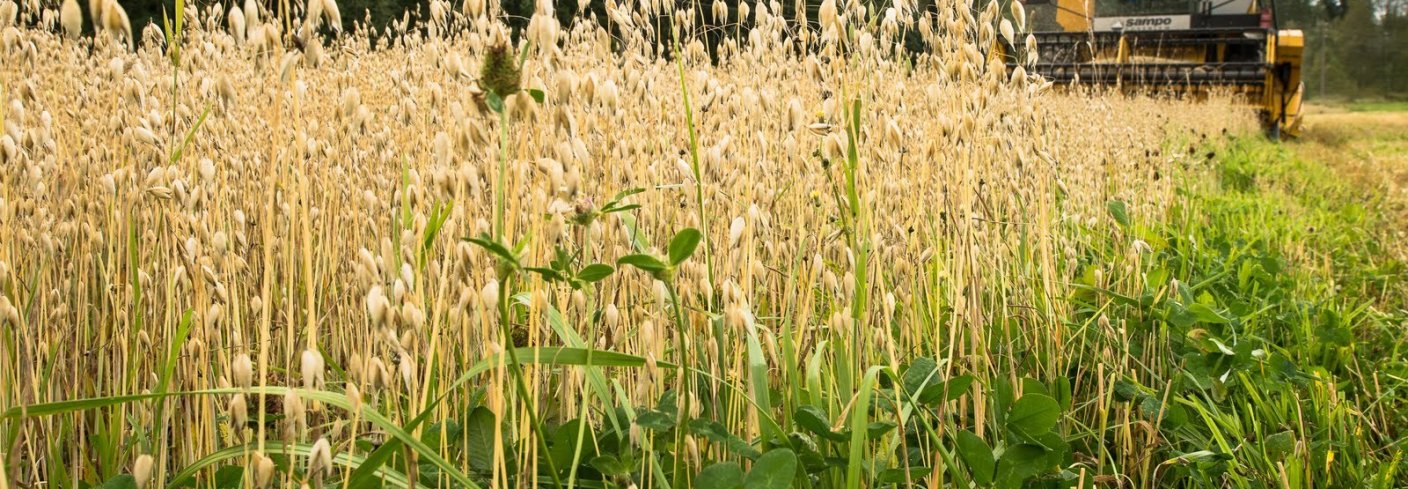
top-left (1015, 0), bottom-right (1305, 137)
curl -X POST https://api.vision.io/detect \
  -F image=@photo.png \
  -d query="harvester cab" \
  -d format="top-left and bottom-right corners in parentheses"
top-left (1011, 0), bottom-right (1305, 136)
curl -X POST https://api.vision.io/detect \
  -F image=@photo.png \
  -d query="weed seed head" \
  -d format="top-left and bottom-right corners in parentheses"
top-left (480, 41), bottom-right (520, 97)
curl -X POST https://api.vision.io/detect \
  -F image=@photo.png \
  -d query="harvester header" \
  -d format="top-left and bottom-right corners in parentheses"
top-left (1012, 0), bottom-right (1305, 136)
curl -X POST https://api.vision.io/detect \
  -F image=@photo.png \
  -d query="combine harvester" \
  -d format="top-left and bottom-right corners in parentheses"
top-left (1014, 0), bottom-right (1305, 137)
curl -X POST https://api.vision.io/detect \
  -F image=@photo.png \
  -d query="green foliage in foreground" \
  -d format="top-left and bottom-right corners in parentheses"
top-left (1066, 137), bottom-right (1408, 487)
top-left (9, 136), bottom-right (1408, 488)
top-left (1345, 101), bottom-right (1408, 113)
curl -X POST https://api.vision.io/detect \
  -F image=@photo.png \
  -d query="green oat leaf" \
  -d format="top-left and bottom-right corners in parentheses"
top-left (99, 475), bottom-right (137, 489)
top-left (1188, 303), bottom-right (1232, 325)
top-left (1007, 394), bottom-right (1061, 436)
top-left (794, 405), bottom-right (847, 442)
top-left (576, 263), bottom-right (615, 283)
top-left (422, 200), bottom-right (454, 253)
top-left (525, 267), bottom-right (564, 282)
top-left (486, 91), bottom-right (504, 114)
top-left (464, 234), bottom-right (519, 268)
top-left (695, 462), bottom-right (744, 489)
top-left (618, 254), bottom-right (669, 273)
top-left (1107, 200), bottom-right (1131, 228)
top-left (956, 430), bottom-right (995, 485)
top-left (901, 357), bottom-right (939, 396)
top-left (608, 187), bottom-right (646, 206)
top-left (590, 455), bottom-right (631, 477)
top-left (668, 228), bottom-right (703, 266)
top-left (465, 406), bottom-right (497, 473)
top-left (744, 448), bottom-right (798, 489)
top-left (212, 465), bottom-right (243, 489)
top-left (1264, 430), bottom-right (1296, 461)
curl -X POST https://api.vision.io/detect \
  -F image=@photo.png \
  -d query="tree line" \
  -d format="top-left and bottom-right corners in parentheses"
top-left (1284, 0), bottom-right (1408, 99)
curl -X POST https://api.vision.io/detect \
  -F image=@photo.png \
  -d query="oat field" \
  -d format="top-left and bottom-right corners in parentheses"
top-left (2, 0), bottom-right (1406, 488)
